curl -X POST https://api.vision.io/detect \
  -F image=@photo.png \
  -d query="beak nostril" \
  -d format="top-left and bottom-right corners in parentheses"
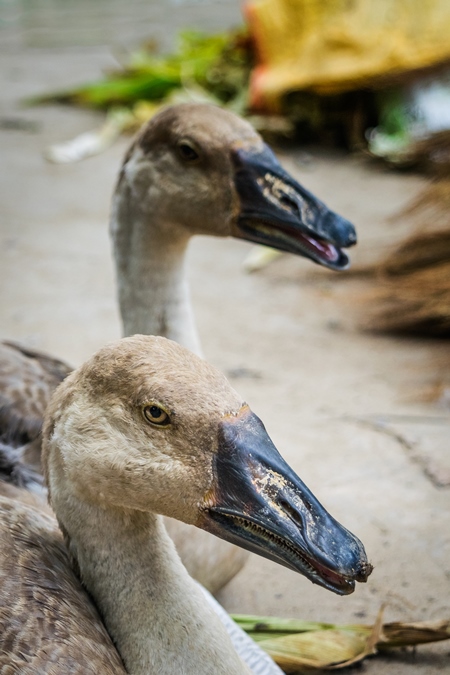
top-left (279, 498), bottom-right (304, 529)
top-left (278, 193), bottom-right (300, 216)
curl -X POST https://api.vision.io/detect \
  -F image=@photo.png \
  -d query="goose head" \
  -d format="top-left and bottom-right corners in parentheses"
top-left (44, 335), bottom-right (372, 595)
top-left (115, 104), bottom-right (356, 270)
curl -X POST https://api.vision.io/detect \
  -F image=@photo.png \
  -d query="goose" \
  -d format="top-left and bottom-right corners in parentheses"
top-left (0, 335), bottom-right (371, 675)
top-left (0, 103), bottom-right (357, 592)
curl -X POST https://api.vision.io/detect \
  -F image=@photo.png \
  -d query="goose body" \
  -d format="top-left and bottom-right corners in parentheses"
top-left (0, 341), bottom-right (70, 497)
top-left (0, 336), bottom-right (371, 674)
top-left (0, 103), bottom-right (357, 592)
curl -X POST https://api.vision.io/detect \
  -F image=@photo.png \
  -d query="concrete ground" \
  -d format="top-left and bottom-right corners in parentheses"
top-left (1, 2), bottom-right (449, 673)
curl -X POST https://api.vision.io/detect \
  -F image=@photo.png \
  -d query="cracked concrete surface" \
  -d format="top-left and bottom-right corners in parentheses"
top-left (349, 416), bottom-right (450, 488)
top-left (1, 2), bottom-right (450, 672)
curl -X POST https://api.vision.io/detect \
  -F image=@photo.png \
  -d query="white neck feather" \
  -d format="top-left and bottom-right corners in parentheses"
top-left (110, 181), bottom-right (202, 356)
top-left (57, 495), bottom-right (250, 675)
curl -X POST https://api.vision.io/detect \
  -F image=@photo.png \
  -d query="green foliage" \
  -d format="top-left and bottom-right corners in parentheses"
top-left (31, 30), bottom-right (252, 110)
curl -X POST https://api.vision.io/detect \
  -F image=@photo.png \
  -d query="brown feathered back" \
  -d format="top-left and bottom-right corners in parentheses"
top-left (0, 496), bottom-right (126, 674)
top-left (0, 342), bottom-right (71, 490)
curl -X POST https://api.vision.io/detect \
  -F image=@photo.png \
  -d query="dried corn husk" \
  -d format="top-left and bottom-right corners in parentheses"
top-left (380, 619), bottom-right (450, 648)
top-left (232, 612), bottom-right (450, 672)
top-left (255, 627), bottom-right (378, 672)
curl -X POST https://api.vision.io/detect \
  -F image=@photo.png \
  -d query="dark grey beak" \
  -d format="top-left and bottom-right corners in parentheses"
top-left (232, 145), bottom-right (357, 271)
top-left (199, 409), bottom-right (372, 595)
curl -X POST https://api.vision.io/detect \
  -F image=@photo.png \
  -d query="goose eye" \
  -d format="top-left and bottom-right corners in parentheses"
top-left (177, 141), bottom-right (199, 162)
top-left (143, 404), bottom-right (170, 427)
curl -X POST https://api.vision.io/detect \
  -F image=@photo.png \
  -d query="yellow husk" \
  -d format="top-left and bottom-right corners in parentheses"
top-left (257, 609), bottom-right (382, 671)
top-left (232, 612), bottom-right (450, 671)
top-left (258, 628), bottom-right (374, 671)
top-left (380, 619), bottom-right (450, 648)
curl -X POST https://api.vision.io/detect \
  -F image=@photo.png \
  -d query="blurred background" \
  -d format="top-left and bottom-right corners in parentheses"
top-left (1, 1), bottom-right (449, 673)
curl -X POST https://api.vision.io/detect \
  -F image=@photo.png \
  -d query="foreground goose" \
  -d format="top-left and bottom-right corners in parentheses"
top-left (1, 103), bottom-right (357, 591)
top-left (0, 336), bottom-right (371, 674)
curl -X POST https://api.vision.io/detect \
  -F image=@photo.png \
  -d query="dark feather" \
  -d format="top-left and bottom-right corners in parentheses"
top-left (0, 342), bottom-right (72, 491)
top-left (0, 497), bottom-right (126, 673)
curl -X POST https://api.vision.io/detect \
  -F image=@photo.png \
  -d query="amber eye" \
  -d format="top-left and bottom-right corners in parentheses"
top-left (143, 404), bottom-right (170, 427)
top-left (177, 140), bottom-right (200, 162)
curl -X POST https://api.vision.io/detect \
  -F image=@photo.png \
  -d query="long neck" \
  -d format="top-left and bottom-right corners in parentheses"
top-left (110, 184), bottom-right (202, 356)
top-left (57, 496), bottom-right (249, 675)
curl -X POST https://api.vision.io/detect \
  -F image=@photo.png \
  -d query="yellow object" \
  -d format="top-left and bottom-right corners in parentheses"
top-left (246, 0), bottom-right (450, 110)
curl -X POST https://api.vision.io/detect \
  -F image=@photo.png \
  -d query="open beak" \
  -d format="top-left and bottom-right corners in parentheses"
top-left (199, 408), bottom-right (372, 595)
top-left (232, 145), bottom-right (357, 271)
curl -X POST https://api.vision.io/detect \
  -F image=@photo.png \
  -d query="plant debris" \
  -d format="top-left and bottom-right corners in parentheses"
top-left (362, 180), bottom-right (450, 337)
top-left (231, 611), bottom-right (450, 671)
top-left (31, 30), bottom-right (253, 114)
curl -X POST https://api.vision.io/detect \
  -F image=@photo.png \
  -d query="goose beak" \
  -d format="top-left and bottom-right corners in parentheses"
top-left (199, 408), bottom-right (372, 595)
top-left (231, 145), bottom-right (356, 271)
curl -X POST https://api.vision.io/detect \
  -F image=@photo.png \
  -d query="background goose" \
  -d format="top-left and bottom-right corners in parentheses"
top-left (0, 336), bottom-right (371, 675)
top-left (0, 103), bottom-right (357, 592)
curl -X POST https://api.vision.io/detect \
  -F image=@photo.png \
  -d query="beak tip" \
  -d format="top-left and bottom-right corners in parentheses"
top-left (356, 560), bottom-right (374, 583)
top-left (347, 230), bottom-right (357, 248)
top-left (328, 213), bottom-right (357, 248)
top-left (347, 227), bottom-right (358, 248)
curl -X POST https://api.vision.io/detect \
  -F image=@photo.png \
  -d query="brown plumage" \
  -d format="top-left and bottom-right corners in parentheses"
top-left (0, 341), bottom-right (71, 492)
top-left (0, 498), bottom-right (126, 674)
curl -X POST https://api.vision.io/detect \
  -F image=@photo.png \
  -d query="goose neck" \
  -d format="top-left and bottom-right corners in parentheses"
top-left (111, 204), bottom-right (202, 356)
top-left (61, 501), bottom-right (249, 675)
